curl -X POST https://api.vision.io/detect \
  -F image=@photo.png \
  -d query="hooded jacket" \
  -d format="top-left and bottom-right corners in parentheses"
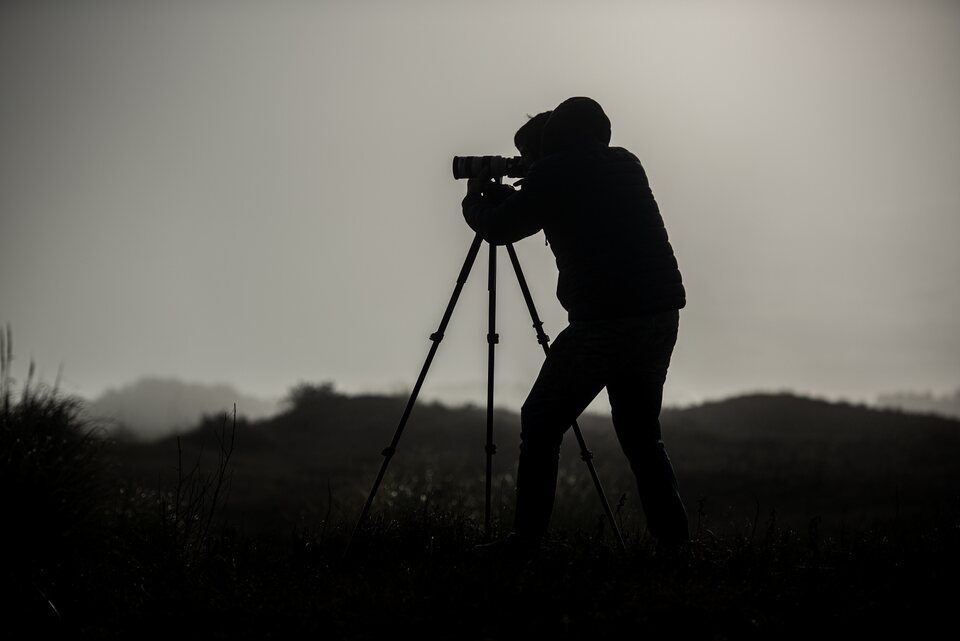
top-left (462, 97), bottom-right (686, 321)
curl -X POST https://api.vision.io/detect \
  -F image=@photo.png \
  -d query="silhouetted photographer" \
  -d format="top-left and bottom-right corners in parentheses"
top-left (463, 97), bottom-right (690, 558)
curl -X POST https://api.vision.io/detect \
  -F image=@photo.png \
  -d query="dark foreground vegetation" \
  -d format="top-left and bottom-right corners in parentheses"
top-left (4, 367), bottom-right (960, 638)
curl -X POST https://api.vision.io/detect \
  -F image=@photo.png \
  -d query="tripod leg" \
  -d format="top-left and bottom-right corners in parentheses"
top-left (505, 243), bottom-right (627, 551)
top-left (484, 243), bottom-right (498, 541)
top-left (345, 233), bottom-right (485, 557)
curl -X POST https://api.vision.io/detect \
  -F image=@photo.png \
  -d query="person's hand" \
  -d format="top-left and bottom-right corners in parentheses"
top-left (484, 180), bottom-right (516, 203)
top-left (466, 168), bottom-right (516, 204)
top-left (466, 167), bottom-right (491, 196)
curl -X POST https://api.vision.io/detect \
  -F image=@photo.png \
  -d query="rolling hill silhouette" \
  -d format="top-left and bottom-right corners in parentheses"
top-left (89, 376), bottom-right (280, 441)
top-left (106, 384), bottom-right (960, 537)
top-left (877, 388), bottom-right (960, 420)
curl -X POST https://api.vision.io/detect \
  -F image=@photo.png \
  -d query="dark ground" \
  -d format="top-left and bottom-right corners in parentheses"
top-left (5, 383), bottom-right (960, 639)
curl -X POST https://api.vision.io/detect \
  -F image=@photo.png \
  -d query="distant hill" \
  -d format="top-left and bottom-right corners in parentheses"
top-left (106, 385), bottom-right (960, 536)
top-left (89, 377), bottom-right (280, 441)
top-left (876, 388), bottom-right (960, 420)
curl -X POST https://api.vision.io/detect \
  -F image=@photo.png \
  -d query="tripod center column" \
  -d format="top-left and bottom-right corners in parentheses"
top-left (484, 242), bottom-right (499, 539)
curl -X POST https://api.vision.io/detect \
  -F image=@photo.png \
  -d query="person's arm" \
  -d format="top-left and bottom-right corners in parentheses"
top-left (461, 169), bottom-right (552, 245)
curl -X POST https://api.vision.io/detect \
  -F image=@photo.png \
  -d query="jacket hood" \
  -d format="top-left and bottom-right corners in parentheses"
top-left (541, 97), bottom-right (611, 156)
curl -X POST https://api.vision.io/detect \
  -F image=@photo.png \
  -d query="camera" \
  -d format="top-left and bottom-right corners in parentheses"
top-left (452, 155), bottom-right (526, 180)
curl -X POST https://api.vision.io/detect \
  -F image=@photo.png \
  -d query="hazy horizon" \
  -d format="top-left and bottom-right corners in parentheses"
top-left (75, 373), bottom-right (960, 423)
top-left (64, 373), bottom-right (960, 444)
top-left (2, 1), bottom-right (958, 413)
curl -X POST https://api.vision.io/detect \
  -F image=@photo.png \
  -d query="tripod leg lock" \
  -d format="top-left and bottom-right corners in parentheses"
top-left (487, 332), bottom-right (499, 345)
top-left (531, 322), bottom-right (550, 345)
top-left (429, 332), bottom-right (444, 342)
top-left (485, 444), bottom-right (497, 455)
top-left (580, 449), bottom-right (594, 462)
top-left (381, 446), bottom-right (397, 458)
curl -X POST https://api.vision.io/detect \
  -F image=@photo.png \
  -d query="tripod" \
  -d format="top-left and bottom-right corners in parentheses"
top-left (345, 231), bottom-right (626, 555)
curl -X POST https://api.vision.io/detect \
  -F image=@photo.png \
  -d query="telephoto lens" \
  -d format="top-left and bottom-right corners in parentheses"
top-left (452, 155), bottom-right (526, 180)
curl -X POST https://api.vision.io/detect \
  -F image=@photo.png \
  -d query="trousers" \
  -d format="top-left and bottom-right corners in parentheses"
top-left (514, 308), bottom-right (689, 544)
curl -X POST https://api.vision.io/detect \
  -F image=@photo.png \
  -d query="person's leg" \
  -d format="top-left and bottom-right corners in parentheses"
top-left (514, 322), bottom-right (610, 541)
top-left (606, 310), bottom-right (689, 546)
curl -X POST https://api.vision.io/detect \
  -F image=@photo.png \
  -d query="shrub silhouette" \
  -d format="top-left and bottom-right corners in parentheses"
top-left (0, 328), bottom-right (107, 619)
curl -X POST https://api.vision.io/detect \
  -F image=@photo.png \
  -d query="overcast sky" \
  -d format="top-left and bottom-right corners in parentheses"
top-left (1, 0), bottom-right (958, 412)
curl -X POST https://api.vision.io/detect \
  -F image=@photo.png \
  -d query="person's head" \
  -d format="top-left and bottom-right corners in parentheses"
top-left (514, 111), bottom-right (552, 167)
top-left (540, 97), bottom-right (611, 156)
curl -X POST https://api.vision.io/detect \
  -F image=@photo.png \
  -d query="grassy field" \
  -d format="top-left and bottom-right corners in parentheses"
top-left (4, 377), bottom-right (960, 639)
